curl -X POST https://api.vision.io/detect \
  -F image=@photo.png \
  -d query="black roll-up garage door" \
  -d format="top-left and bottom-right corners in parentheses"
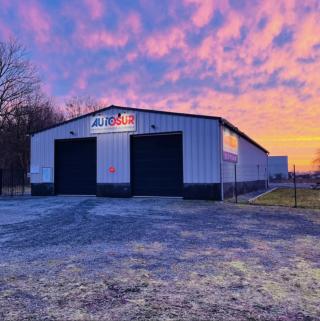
top-left (131, 133), bottom-right (183, 196)
top-left (55, 138), bottom-right (96, 195)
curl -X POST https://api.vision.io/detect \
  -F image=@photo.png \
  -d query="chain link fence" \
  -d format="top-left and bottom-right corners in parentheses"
top-left (222, 161), bottom-right (320, 208)
top-left (222, 163), bottom-right (268, 202)
top-left (267, 164), bottom-right (320, 208)
top-left (0, 169), bottom-right (30, 196)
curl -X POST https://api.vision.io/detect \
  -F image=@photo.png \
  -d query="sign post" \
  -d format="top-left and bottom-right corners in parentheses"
top-left (293, 165), bottom-right (297, 208)
top-left (234, 164), bottom-right (238, 203)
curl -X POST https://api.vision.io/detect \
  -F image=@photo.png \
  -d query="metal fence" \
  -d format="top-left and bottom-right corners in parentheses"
top-left (0, 169), bottom-right (30, 196)
top-left (222, 163), bottom-right (268, 202)
top-left (222, 162), bottom-right (320, 208)
top-left (268, 164), bottom-right (320, 208)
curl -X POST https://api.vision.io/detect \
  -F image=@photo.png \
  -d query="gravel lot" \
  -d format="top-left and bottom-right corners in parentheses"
top-left (0, 196), bottom-right (319, 321)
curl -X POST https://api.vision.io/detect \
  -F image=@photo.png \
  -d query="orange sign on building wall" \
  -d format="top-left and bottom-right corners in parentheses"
top-left (223, 127), bottom-right (238, 163)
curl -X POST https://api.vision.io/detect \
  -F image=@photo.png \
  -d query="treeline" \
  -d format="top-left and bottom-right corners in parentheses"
top-left (0, 40), bottom-right (103, 171)
top-left (314, 149), bottom-right (320, 171)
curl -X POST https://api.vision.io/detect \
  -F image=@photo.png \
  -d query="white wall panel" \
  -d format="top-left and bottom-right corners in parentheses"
top-left (223, 134), bottom-right (268, 183)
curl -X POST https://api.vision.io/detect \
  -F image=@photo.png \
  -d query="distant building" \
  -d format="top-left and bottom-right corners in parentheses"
top-left (268, 156), bottom-right (288, 180)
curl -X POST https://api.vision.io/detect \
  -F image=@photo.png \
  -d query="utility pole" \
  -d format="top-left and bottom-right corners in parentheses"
top-left (234, 164), bottom-right (238, 203)
top-left (293, 165), bottom-right (297, 208)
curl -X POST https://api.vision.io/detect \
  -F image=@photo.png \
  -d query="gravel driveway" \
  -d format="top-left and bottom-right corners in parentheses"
top-left (0, 197), bottom-right (319, 321)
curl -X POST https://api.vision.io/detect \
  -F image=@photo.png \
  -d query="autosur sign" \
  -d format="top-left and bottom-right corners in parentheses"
top-left (223, 127), bottom-right (238, 163)
top-left (90, 113), bottom-right (136, 134)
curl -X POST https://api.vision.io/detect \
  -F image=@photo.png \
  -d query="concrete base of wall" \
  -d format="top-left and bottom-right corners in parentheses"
top-left (97, 183), bottom-right (223, 200)
top-left (97, 183), bottom-right (131, 197)
top-left (223, 180), bottom-right (266, 198)
top-left (183, 183), bottom-right (222, 200)
top-left (31, 183), bottom-right (55, 196)
top-left (30, 180), bottom-right (266, 200)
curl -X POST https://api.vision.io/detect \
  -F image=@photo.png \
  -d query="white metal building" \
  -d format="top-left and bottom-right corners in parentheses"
top-left (30, 105), bottom-right (268, 200)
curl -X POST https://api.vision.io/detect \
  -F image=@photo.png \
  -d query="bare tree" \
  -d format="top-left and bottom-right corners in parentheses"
top-left (0, 39), bottom-right (65, 170)
top-left (65, 95), bottom-right (103, 119)
top-left (0, 39), bottom-right (39, 130)
top-left (313, 149), bottom-right (320, 171)
top-left (0, 93), bottom-right (64, 170)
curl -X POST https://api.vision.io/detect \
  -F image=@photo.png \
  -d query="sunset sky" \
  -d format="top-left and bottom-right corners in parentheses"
top-left (0, 0), bottom-right (319, 171)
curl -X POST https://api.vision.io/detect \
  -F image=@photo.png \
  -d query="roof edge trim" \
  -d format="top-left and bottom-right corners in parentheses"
top-left (31, 104), bottom-right (268, 154)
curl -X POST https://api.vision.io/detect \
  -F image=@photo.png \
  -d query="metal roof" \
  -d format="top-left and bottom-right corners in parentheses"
top-left (31, 104), bottom-right (269, 153)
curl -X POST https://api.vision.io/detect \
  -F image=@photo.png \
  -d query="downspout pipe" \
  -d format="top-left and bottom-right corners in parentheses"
top-left (219, 119), bottom-right (224, 201)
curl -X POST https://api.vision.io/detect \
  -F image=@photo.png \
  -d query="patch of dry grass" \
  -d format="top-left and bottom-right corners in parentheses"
top-left (253, 188), bottom-right (320, 209)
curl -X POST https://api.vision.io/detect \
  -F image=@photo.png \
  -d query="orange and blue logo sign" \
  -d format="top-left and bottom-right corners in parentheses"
top-left (223, 127), bottom-right (238, 163)
top-left (90, 113), bottom-right (136, 134)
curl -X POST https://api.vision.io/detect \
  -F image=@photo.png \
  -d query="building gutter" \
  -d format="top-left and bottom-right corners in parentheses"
top-left (219, 118), bottom-right (269, 154)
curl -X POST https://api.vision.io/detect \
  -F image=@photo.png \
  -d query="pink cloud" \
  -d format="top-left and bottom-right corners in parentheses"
top-left (72, 11), bottom-right (141, 50)
top-left (184, 0), bottom-right (216, 28)
top-left (143, 27), bottom-right (186, 58)
top-left (216, 11), bottom-right (243, 41)
top-left (76, 77), bottom-right (87, 90)
top-left (126, 51), bottom-right (138, 62)
top-left (164, 69), bottom-right (181, 83)
top-left (293, 12), bottom-right (320, 56)
top-left (126, 12), bottom-right (142, 34)
top-left (17, 1), bottom-right (51, 44)
top-left (100, 88), bottom-right (140, 107)
top-left (0, 21), bottom-right (12, 40)
top-left (106, 58), bottom-right (122, 71)
top-left (83, 0), bottom-right (104, 20)
top-left (118, 72), bottom-right (140, 88)
top-left (69, 69), bottom-right (93, 94)
top-left (76, 22), bottom-right (129, 49)
top-left (197, 36), bottom-right (216, 61)
top-left (87, 30), bottom-right (128, 48)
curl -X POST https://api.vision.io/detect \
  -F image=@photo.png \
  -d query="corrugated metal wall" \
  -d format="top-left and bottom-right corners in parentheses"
top-left (223, 134), bottom-right (268, 183)
top-left (268, 156), bottom-right (288, 179)
top-left (31, 107), bottom-right (221, 184)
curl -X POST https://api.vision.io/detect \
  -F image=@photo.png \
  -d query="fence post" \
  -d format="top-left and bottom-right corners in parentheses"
top-left (22, 170), bottom-right (25, 195)
top-left (265, 167), bottom-right (268, 190)
top-left (234, 164), bottom-right (238, 203)
top-left (293, 164), bottom-right (297, 208)
top-left (10, 166), bottom-right (14, 197)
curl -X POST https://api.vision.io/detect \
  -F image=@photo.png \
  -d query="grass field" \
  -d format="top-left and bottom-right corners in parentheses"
top-left (253, 188), bottom-right (320, 209)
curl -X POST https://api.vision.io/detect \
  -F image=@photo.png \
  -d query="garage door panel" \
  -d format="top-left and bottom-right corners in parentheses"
top-left (55, 138), bottom-right (96, 195)
top-left (131, 133), bottom-right (183, 196)
top-left (134, 175), bottom-right (181, 180)
top-left (134, 161), bottom-right (181, 169)
top-left (135, 155), bottom-right (181, 162)
top-left (134, 168), bottom-right (181, 176)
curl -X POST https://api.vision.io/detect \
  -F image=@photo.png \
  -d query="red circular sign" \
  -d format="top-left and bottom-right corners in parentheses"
top-left (109, 166), bottom-right (116, 173)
